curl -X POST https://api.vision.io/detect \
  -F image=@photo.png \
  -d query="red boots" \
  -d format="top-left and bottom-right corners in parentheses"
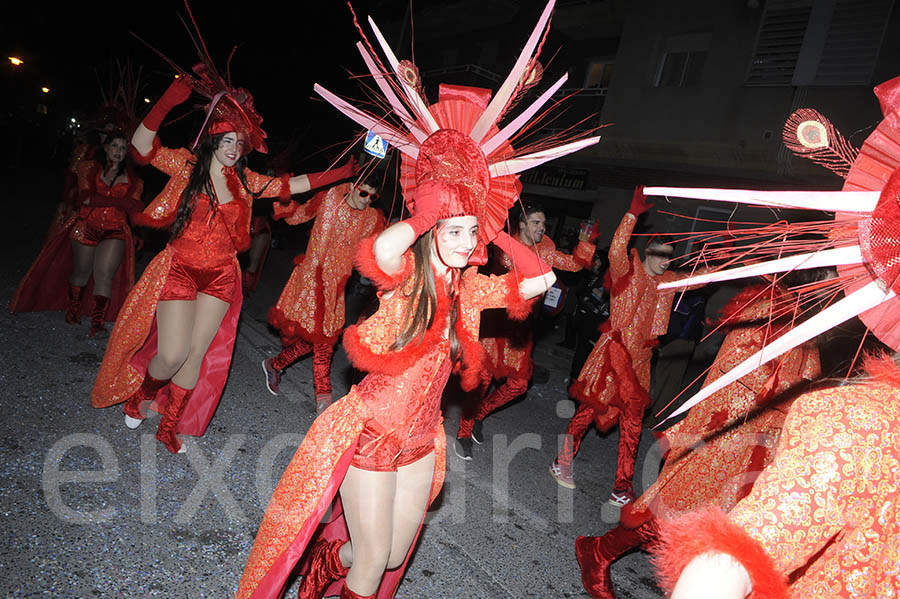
top-left (155, 383), bottom-right (192, 454)
top-left (575, 521), bottom-right (658, 599)
top-left (65, 285), bottom-right (84, 324)
top-left (298, 539), bottom-right (349, 599)
top-left (122, 373), bottom-right (170, 427)
top-left (89, 295), bottom-right (109, 337)
top-left (340, 585), bottom-right (374, 599)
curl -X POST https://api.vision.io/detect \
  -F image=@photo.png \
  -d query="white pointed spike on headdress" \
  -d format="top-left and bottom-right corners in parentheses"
top-left (469, 0), bottom-right (557, 144)
top-left (658, 245), bottom-right (865, 290)
top-left (489, 136), bottom-right (600, 177)
top-left (661, 280), bottom-right (895, 423)
top-left (367, 16), bottom-right (440, 134)
top-left (355, 42), bottom-right (428, 144)
top-left (480, 73), bottom-right (569, 157)
top-left (313, 84), bottom-right (419, 159)
top-left (643, 187), bottom-right (879, 214)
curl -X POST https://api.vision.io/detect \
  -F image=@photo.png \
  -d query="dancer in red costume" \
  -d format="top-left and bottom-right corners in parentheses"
top-left (654, 353), bottom-right (900, 599)
top-left (263, 178), bottom-right (384, 410)
top-left (234, 3), bottom-right (602, 596)
top-left (11, 129), bottom-right (142, 337)
top-left (575, 283), bottom-right (821, 598)
top-left (90, 72), bottom-right (357, 454)
top-left (454, 200), bottom-right (595, 459)
top-left (550, 188), bottom-right (683, 498)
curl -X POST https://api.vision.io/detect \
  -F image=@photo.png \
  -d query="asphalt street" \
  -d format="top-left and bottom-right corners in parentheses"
top-left (1, 179), bottom-right (662, 598)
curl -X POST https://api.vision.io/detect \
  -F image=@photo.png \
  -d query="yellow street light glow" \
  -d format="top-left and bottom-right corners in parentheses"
top-left (9, 57), bottom-right (24, 66)
top-left (144, 97), bottom-right (151, 103)
top-left (41, 86), bottom-right (50, 93)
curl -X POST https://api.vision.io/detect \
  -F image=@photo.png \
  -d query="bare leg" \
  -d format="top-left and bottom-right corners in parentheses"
top-left (70, 240), bottom-right (95, 286)
top-left (339, 467), bottom-right (396, 595)
top-left (91, 238), bottom-right (125, 297)
top-left (170, 292), bottom-right (230, 389)
top-left (387, 451), bottom-right (435, 569)
top-left (147, 299), bottom-right (195, 380)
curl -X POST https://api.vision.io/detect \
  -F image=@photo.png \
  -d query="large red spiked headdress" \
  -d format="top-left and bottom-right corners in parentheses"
top-left (645, 74), bottom-right (900, 422)
top-left (134, 1), bottom-right (268, 155)
top-left (313, 0), bottom-right (600, 264)
top-left (89, 59), bottom-right (144, 136)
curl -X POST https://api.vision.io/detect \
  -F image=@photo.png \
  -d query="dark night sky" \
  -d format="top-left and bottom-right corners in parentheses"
top-left (4, 1), bottom-right (416, 165)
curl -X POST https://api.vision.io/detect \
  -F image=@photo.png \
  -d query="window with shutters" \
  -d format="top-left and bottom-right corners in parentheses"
top-left (746, 0), bottom-right (894, 86)
top-left (655, 33), bottom-right (711, 88)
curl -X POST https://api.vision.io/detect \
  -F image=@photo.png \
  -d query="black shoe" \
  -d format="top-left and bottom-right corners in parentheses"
top-left (454, 437), bottom-right (473, 460)
top-left (471, 419), bottom-right (484, 445)
top-left (262, 358), bottom-right (282, 396)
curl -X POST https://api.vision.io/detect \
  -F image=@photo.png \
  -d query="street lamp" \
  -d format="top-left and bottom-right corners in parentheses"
top-left (41, 86), bottom-right (50, 93)
top-left (9, 57), bottom-right (24, 66)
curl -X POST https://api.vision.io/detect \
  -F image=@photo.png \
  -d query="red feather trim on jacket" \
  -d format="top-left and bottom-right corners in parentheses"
top-left (278, 173), bottom-right (292, 204)
top-left (354, 235), bottom-right (412, 291)
top-left (224, 170), bottom-right (251, 252)
top-left (503, 273), bottom-right (538, 321)
top-left (863, 351), bottom-right (900, 389)
top-left (652, 507), bottom-right (788, 599)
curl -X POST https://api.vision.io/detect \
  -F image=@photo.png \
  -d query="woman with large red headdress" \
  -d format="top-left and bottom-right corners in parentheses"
top-left (89, 65), bottom-right (357, 454)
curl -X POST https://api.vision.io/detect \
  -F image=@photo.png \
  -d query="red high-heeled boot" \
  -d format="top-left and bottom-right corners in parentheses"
top-left (339, 583), bottom-right (375, 599)
top-left (89, 295), bottom-right (110, 337)
top-left (575, 520), bottom-right (658, 599)
top-left (298, 539), bottom-right (348, 599)
top-left (155, 383), bottom-right (192, 454)
top-left (65, 285), bottom-right (84, 324)
top-left (122, 373), bottom-right (170, 428)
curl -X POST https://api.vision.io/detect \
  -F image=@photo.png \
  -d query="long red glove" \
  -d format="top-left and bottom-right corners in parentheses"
top-left (492, 231), bottom-right (552, 278)
top-left (306, 157), bottom-right (359, 191)
top-left (143, 79), bottom-right (192, 132)
top-left (628, 185), bottom-right (653, 216)
top-left (404, 180), bottom-right (447, 237)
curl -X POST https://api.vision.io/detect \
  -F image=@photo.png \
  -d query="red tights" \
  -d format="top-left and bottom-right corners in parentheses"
top-left (558, 397), bottom-right (646, 493)
top-left (457, 376), bottom-right (529, 438)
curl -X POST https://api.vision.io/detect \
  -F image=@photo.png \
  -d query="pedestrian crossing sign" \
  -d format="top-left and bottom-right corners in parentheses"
top-left (364, 131), bottom-right (387, 159)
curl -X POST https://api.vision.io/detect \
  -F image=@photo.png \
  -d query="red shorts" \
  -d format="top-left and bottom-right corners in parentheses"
top-left (70, 218), bottom-right (127, 246)
top-left (159, 254), bottom-right (236, 303)
top-left (351, 425), bottom-right (435, 472)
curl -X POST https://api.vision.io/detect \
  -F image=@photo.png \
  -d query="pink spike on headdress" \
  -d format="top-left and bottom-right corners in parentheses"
top-left (481, 73), bottom-right (569, 157)
top-left (662, 280), bottom-right (895, 422)
top-left (355, 42), bottom-right (427, 143)
top-left (469, 0), bottom-right (557, 144)
top-left (488, 136), bottom-right (601, 177)
top-left (643, 186), bottom-right (879, 213)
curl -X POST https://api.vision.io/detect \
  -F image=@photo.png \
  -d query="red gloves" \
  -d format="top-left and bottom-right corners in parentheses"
top-left (579, 220), bottom-right (601, 243)
top-left (306, 157), bottom-right (359, 191)
top-left (404, 180), bottom-right (447, 237)
top-left (143, 79), bottom-right (192, 132)
top-left (492, 231), bottom-right (551, 278)
top-left (628, 185), bottom-right (653, 216)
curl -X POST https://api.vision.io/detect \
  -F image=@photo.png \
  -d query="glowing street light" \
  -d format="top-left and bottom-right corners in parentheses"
top-left (9, 57), bottom-right (24, 66)
top-left (41, 86), bottom-right (50, 93)
top-left (144, 97), bottom-right (151, 103)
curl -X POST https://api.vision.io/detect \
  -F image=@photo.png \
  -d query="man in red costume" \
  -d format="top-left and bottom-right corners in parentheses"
top-left (263, 179), bottom-right (385, 410)
top-left (454, 201), bottom-right (595, 459)
top-left (550, 188), bottom-right (679, 502)
top-left (574, 284), bottom-right (821, 598)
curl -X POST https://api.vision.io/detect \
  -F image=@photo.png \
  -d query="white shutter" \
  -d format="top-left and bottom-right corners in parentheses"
top-left (746, 0), bottom-right (814, 86)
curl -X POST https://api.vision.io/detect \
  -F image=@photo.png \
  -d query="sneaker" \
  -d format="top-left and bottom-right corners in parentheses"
top-left (454, 437), bottom-right (473, 460)
top-left (549, 460), bottom-right (575, 489)
top-left (315, 392), bottom-right (333, 415)
top-left (124, 414), bottom-right (144, 429)
top-left (262, 358), bottom-right (282, 396)
top-left (471, 419), bottom-right (485, 445)
top-left (607, 489), bottom-right (635, 507)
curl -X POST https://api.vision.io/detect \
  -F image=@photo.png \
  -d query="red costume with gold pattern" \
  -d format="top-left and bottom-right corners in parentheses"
top-left (557, 211), bottom-right (681, 493)
top-left (654, 359), bottom-right (900, 599)
top-left (234, 240), bottom-right (532, 599)
top-left (10, 157), bottom-right (142, 323)
top-left (457, 236), bottom-right (593, 439)
top-left (90, 142), bottom-right (290, 436)
top-left (267, 182), bottom-right (384, 395)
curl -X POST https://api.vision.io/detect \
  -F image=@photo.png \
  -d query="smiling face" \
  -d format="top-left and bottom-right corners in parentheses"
top-left (346, 183), bottom-right (378, 210)
top-left (104, 137), bottom-right (128, 165)
top-left (433, 215), bottom-right (479, 269)
top-left (643, 242), bottom-right (674, 276)
top-left (214, 131), bottom-right (249, 168)
top-left (519, 211), bottom-right (546, 246)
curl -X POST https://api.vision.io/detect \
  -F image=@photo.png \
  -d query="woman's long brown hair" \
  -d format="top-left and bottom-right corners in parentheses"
top-left (390, 228), bottom-right (461, 361)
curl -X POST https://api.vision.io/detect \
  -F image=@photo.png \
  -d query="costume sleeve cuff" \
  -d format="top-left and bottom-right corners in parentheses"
top-left (130, 137), bottom-right (161, 166)
top-left (278, 173), bottom-right (292, 203)
top-left (502, 273), bottom-right (538, 320)
top-left (272, 200), bottom-right (299, 221)
top-left (354, 235), bottom-right (412, 291)
top-left (574, 240), bottom-right (595, 269)
top-left (653, 507), bottom-right (788, 599)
